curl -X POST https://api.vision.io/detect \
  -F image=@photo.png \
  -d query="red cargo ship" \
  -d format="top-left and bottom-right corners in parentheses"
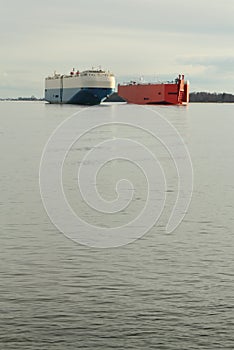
top-left (118, 74), bottom-right (189, 105)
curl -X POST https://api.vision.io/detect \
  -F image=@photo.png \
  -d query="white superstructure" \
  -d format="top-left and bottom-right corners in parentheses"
top-left (45, 68), bottom-right (115, 105)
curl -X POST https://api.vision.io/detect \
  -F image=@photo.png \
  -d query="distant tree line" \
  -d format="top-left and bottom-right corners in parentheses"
top-left (0, 96), bottom-right (44, 101)
top-left (1, 92), bottom-right (234, 103)
top-left (189, 92), bottom-right (234, 103)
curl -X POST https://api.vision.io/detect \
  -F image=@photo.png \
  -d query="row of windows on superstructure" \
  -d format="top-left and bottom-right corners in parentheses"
top-left (82, 73), bottom-right (109, 77)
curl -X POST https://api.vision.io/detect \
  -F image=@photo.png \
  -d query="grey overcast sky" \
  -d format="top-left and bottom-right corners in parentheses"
top-left (1, 0), bottom-right (234, 97)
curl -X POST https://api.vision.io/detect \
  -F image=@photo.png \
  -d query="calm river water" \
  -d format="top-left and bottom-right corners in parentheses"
top-left (1, 101), bottom-right (234, 349)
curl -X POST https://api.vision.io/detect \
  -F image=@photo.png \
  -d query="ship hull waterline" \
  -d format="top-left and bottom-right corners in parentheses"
top-left (45, 68), bottom-right (116, 106)
top-left (118, 75), bottom-right (189, 106)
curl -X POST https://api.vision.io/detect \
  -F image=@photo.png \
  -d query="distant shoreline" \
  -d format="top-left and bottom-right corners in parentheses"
top-left (0, 97), bottom-right (44, 102)
top-left (1, 92), bottom-right (234, 103)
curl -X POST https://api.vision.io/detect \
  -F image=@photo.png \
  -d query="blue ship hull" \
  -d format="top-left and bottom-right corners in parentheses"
top-left (45, 87), bottom-right (114, 105)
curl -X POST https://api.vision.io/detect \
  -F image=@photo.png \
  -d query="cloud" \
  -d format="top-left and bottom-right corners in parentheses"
top-left (178, 56), bottom-right (234, 73)
top-left (0, 0), bottom-right (234, 96)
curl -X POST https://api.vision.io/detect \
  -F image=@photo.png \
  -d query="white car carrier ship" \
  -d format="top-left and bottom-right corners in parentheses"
top-left (45, 68), bottom-right (115, 105)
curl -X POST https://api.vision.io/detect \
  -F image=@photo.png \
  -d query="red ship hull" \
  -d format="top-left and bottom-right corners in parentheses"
top-left (118, 75), bottom-right (189, 105)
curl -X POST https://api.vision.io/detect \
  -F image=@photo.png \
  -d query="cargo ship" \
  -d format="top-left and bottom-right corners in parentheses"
top-left (45, 68), bottom-right (115, 105)
top-left (118, 74), bottom-right (189, 105)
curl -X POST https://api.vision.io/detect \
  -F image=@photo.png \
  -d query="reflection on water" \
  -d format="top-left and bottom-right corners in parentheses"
top-left (0, 102), bottom-right (234, 349)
